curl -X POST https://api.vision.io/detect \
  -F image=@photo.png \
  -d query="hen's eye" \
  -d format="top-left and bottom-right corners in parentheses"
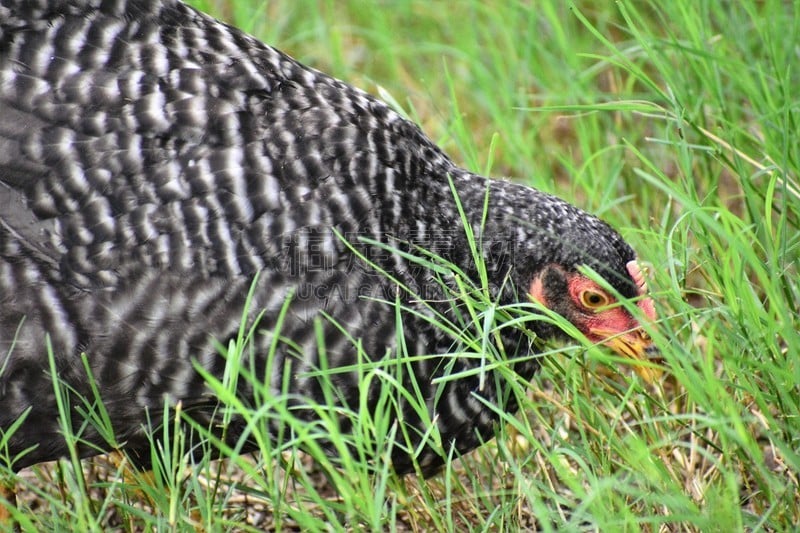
top-left (580, 290), bottom-right (609, 309)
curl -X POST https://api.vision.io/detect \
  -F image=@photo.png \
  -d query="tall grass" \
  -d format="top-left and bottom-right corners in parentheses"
top-left (2, 0), bottom-right (798, 531)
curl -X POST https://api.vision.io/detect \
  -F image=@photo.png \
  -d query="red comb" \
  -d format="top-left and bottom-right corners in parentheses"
top-left (626, 260), bottom-right (647, 295)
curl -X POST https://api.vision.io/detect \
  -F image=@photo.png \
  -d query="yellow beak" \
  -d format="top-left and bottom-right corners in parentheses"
top-left (601, 330), bottom-right (662, 383)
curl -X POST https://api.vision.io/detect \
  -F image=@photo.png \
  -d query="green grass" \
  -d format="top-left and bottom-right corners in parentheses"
top-left (3, 0), bottom-right (799, 531)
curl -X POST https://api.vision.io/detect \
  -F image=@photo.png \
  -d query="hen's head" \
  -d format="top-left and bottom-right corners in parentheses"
top-left (528, 260), bottom-right (658, 380)
top-left (474, 179), bottom-right (659, 380)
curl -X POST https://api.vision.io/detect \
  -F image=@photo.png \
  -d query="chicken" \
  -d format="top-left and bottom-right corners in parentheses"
top-left (0, 0), bottom-right (658, 477)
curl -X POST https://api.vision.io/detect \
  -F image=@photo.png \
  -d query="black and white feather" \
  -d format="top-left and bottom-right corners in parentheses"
top-left (0, 0), bottom-right (643, 475)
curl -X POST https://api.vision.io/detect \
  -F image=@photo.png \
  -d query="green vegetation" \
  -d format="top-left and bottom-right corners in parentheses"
top-left (3, 0), bottom-right (798, 530)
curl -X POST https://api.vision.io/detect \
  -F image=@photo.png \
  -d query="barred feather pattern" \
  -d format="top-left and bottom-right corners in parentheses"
top-left (0, 0), bottom-right (641, 475)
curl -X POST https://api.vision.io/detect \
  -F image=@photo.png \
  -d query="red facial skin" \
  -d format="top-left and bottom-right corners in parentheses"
top-left (529, 261), bottom-right (659, 381)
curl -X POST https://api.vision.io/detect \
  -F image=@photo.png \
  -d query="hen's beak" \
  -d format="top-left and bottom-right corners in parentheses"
top-left (601, 329), bottom-right (662, 383)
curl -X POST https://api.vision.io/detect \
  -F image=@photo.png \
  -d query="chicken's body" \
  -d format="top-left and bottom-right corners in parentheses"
top-left (0, 0), bottom-right (656, 475)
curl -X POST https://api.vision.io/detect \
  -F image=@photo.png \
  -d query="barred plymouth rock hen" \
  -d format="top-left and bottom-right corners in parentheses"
top-left (0, 0), bottom-right (658, 477)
